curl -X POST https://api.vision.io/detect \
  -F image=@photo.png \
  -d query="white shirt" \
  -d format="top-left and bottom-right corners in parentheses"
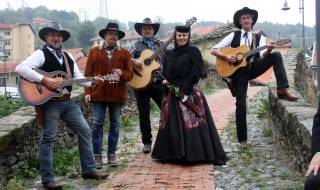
top-left (15, 47), bottom-right (92, 88)
top-left (212, 29), bottom-right (267, 58)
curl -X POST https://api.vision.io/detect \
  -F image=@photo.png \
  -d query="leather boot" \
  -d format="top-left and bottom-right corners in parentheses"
top-left (42, 181), bottom-right (63, 190)
top-left (82, 171), bottom-right (109, 180)
top-left (107, 154), bottom-right (119, 166)
top-left (277, 88), bottom-right (298, 101)
top-left (94, 154), bottom-right (103, 169)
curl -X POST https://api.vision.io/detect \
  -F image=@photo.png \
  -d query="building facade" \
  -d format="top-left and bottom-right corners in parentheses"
top-left (0, 23), bottom-right (35, 64)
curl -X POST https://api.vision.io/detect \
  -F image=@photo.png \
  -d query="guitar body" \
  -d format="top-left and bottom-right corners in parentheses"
top-left (216, 45), bottom-right (250, 78)
top-left (127, 49), bottom-right (161, 90)
top-left (18, 70), bottom-right (68, 106)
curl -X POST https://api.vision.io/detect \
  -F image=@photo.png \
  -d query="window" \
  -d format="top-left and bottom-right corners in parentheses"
top-left (4, 31), bottom-right (10, 35)
top-left (4, 51), bottom-right (11, 57)
top-left (5, 41), bottom-right (10, 46)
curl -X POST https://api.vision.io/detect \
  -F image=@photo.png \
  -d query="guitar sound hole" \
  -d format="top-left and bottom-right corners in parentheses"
top-left (233, 53), bottom-right (243, 66)
top-left (144, 59), bottom-right (151, 66)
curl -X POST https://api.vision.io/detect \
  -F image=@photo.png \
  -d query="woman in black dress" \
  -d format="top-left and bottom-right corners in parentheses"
top-left (151, 25), bottom-right (228, 165)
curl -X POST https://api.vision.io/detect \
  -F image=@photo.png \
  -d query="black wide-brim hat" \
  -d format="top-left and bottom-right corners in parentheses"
top-left (38, 22), bottom-right (70, 42)
top-left (134, 18), bottom-right (160, 36)
top-left (99, 22), bottom-right (125, 39)
top-left (233, 7), bottom-right (258, 29)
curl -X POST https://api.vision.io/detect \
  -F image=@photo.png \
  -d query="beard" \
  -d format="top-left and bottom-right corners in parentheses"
top-left (48, 41), bottom-right (62, 50)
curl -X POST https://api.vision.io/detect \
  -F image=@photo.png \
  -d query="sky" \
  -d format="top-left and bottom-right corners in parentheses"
top-left (0, 0), bottom-right (316, 27)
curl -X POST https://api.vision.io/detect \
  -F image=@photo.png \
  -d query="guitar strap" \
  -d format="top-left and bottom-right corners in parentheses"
top-left (62, 52), bottom-right (72, 78)
top-left (252, 33), bottom-right (257, 50)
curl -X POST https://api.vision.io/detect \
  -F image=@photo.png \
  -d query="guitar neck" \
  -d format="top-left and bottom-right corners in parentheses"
top-left (244, 45), bottom-right (267, 57)
top-left (149, 37), bottom-right (174, 61)
top-left (62, 77), bottom-right (95, 87)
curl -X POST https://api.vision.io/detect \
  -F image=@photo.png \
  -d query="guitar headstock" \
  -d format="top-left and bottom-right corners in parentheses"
top-left (275, 38), bottom-right (291, 46)
top-left (185, 17), bottom-right (197, 27)
top-left (103, 73), bottom-right (120, 84)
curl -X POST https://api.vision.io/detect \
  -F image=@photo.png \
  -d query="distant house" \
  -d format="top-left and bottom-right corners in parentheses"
top-left (119, 31), bottom-right (140, 49)
top-left (0, 22), bottom-right (35, 64)
top-left (0, 48), bottom-right (88, 88)
top-left (90, 30), bottom-right (141, 49)
top-left (192, 25), bottom-right (217, 37)
top-left (66, 48), bottom-right (88, 73)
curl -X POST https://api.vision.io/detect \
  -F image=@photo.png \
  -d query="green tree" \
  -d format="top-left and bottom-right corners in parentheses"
top-left (77, 21), bottom-right (96, 48)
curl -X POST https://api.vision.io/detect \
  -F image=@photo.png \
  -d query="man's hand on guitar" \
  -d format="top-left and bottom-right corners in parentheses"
top-left (113, 69), bottom-right (122, 76)
top-left (41, 76), bottom-right (63, 91)
top-left (266, 39), bottom-right (278, 51)
top-left (224, 55), bottom-right (237, 64)
top-left (93, 76), bottom-right (104, 86)
top-left (132, 59), bottom-right (143, 70)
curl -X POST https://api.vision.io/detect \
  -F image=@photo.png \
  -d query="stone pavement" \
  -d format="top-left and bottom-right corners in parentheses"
top-left (97, 84), bottom-right (271, 189)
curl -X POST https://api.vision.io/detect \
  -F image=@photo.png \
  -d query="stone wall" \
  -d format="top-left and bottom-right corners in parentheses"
top-left (294, 52), bottom-right (318, 107)
top-left (268, 49), bottom-right (316, 173)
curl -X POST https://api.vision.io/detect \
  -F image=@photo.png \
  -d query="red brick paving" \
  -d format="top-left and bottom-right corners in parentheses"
top-left (97, 64), bottom-right (275, 189)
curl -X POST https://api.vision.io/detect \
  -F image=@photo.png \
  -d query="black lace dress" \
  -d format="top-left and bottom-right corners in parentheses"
top-left (151, 45), bottom-right (228, 165)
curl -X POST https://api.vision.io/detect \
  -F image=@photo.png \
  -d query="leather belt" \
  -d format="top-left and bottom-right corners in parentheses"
top-left (51, 94), bottom-right (71, 101)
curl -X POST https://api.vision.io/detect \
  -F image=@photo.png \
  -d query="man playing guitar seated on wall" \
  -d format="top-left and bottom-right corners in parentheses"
top-left (210, 7), bottom-right (298, 148)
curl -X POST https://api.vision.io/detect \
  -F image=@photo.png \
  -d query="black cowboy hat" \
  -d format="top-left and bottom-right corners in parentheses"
top-left (134, 18), bottom-right (160, 36)
top-left (99, 22), bottom-right (125, 39)
top-left (233, 7), bottom-right (258, 29)
top-left (38, 22), bottom-right (70, 42)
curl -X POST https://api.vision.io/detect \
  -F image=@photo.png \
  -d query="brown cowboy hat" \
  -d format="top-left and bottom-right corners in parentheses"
top-left (134, 18), bottom-right (160, 36)
top-left (233, 7), bottom-right (258, 29)
top-left (38, 22), bottom-right (70, 42)
top-left (99, 22), bottom-right (125, 39)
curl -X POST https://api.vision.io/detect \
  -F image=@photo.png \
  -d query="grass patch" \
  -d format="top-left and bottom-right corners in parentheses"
top-left (150, 99), bottom-right (160, 116)
top-left (18, 147), bottom-right (82, 179)
top-left (280, 171), bottom-right (290, 180)
top-left (53, 148), bottom-right (81, 177)
top-left (257, 98), bottom-right (269, 119)
top-left (0, 95), bottom-right (25, 118)
top-left (227, 117), bottom-right (237, 140)
top-left (17, 155), bottom-right (39, 179)
top-left (3, 177), bottom-right (24, 190)
top-left (262, 127), bottom-right (273, 137)
top-left (202, 83), bottom-right (218, 95)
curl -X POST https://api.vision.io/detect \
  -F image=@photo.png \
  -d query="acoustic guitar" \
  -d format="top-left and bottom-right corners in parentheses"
top-left (216, 38), bottom-right (291, 78)
top-left (127, 17), bottom-right (197, 90)
top-left (18, 68), bottom-right (119, 106)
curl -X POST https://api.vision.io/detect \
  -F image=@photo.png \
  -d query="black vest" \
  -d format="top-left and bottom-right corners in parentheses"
top-left (40, 46), bottom-right (75, 92)
top-left (231, 31), bottom-right (261, 63)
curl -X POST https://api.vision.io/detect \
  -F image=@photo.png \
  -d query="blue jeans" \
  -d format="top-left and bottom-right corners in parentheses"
top-left (39, 100), bottom-right (96, 183)
top-left (91, 102), bottom-right (122, 155)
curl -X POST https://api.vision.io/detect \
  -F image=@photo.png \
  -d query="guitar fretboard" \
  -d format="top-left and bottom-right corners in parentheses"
top-left (243, 46), bottom-right (268, 57)
top-left (243, 40), bottom-right (290, 58)
top-left (149, 38), bottom-right (174, 61)
top-left (62, 77), bottom-right (95, 87)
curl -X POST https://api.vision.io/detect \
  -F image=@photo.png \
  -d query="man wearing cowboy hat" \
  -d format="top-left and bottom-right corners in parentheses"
top-left (211, 7), bottom-right (298, 148)
top-left (15, 22), bottom-right (107, 190)
top-left (129, 18), bottom-right (166, 154)
top-left (84, 22), bottom-right (133, 167)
